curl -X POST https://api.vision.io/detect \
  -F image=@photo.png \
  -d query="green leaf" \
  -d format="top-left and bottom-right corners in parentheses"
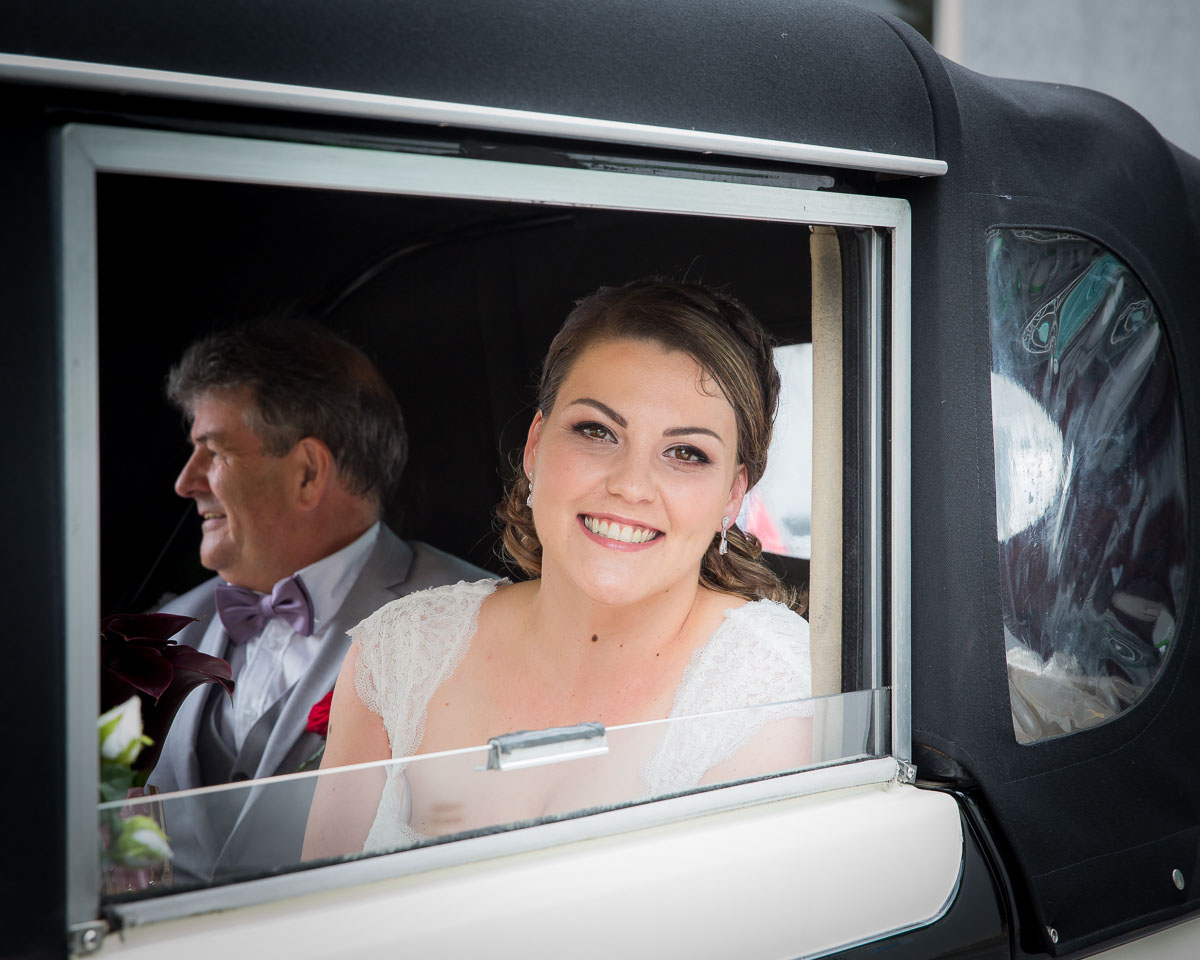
top-left (99, 761), bottom-right (136, 804)
top-left (115, 733), bottom-right (153, 767)
top-left (296, 743), bottom-right (327, 772)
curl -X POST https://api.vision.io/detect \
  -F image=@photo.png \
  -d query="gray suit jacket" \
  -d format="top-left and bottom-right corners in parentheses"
top-left (148, 527), bottom-right (493, 886)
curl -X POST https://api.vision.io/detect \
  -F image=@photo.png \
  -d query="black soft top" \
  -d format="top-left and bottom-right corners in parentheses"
top-left (2, 0), bottom-right (939, 161)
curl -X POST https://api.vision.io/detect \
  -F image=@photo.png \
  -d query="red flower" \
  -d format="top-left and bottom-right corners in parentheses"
top-left (307, 690), bottom-right (334, 737)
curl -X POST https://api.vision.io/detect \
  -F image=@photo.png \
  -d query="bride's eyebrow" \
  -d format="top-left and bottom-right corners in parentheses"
top-left (664, 425), bottom-right (725, 445)
top-left (566, 397), bottom-right (627, 428)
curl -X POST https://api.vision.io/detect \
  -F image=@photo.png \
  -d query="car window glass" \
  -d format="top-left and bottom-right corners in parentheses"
top-left (101, 688), bottom-right (887, 895)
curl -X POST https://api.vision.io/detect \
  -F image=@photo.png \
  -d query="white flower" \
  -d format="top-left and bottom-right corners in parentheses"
top-left (98, 695), bottom-right (149, 766)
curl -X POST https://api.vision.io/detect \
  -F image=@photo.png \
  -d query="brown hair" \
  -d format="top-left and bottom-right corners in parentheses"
top-left (167, 318), bottom-right (406, 510)
top-left (497, 280), bottom-right (802, 611)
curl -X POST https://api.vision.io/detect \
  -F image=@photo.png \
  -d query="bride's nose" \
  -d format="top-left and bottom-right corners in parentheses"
top-left (605, 448), bottom-right (655, 503)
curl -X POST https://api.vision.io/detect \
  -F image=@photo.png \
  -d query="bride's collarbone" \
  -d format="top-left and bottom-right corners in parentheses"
top-left (420, 645), bottom-right (682, 752)
top-left (417, 584), bottom-right (740, 751)
top-left (486, 577), bottom-right (732, 657)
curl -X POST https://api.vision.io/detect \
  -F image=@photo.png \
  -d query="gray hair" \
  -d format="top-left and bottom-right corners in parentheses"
top-left (167, 319), bottom-right (406, 508)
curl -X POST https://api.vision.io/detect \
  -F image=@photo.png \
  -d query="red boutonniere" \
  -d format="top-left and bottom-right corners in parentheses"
top-left (306, 689), bottom-right (334, 737)
top-left (298, 689), bottom-right (334, 771)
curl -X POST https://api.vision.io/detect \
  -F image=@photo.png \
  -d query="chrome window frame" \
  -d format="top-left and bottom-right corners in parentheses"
top-left (60, 122), bottom-right (913, 928)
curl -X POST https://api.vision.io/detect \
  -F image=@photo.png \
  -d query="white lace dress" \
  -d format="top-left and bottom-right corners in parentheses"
top-left (352, 579), bottom-right (811, 852)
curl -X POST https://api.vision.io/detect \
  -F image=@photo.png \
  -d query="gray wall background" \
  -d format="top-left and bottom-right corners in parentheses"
top-left (934, 0), bottom-right (1200, 158)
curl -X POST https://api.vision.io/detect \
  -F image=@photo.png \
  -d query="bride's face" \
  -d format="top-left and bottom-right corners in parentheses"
top-left (524, 337), bottom-right (747, 606)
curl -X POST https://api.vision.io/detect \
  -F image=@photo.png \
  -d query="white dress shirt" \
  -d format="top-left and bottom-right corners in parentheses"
top-left (204, 521), bottom-right (382, 751)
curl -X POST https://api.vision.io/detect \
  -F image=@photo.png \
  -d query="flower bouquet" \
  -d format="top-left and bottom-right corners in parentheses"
top-left (99, 612), bottom-right (234, 891)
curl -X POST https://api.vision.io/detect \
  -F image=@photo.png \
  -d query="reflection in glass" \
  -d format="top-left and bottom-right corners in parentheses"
top-left (100, 688), bottom-right (886, 897)
top-left (990, 373), bottom-right (1063, 542)
top-left (987, 229), bottom-right (1186, 743)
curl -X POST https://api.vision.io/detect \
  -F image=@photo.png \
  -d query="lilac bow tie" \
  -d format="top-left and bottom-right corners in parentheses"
top-left (215, 574), bottom-right (315, 644)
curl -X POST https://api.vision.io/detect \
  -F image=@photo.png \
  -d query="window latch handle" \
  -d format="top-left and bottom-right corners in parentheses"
top-left (485, 722), bottom-right (608, 771)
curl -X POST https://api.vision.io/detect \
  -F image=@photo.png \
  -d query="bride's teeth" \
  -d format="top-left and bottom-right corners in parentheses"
top-left (584, 516), bottom-right (658, 543)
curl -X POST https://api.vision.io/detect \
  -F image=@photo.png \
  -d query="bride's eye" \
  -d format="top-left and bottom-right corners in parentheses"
top-left (666, 444), bottom-right (710, 464)
top-left (574, 421), bottom-right (615, 442)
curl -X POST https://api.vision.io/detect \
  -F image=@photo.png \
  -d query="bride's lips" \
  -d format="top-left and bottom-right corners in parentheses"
top-left (578, 513), bottom-right (663, 550)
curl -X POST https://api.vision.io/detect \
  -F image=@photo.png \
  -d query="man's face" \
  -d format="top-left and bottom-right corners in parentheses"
top-left (174, 389), bottom-right (299, 591)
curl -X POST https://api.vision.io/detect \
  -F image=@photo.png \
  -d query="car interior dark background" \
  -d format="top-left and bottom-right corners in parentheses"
top-left (97, 174), bottom-right (818, 624)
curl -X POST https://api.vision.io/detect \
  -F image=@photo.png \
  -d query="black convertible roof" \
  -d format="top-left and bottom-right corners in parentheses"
top-left (2, 0), bottom-right (939, 164)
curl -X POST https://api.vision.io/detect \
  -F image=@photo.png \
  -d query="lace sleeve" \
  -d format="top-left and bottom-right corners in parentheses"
top-left (350, 579), bottom-right (499, 758)
top-left (349, 605), bottom-right (388, 719)
top-left (673, 600), bottom-right (812, 713)
top-left (643, 600), bottom-right (812, 795)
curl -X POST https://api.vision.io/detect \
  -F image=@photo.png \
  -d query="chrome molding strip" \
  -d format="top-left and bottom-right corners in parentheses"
top-left (3, 53), bottom-right (949, 178)
top-left (890, 207), bottom-right (914, 764)
top-left (63, 124), bottom-right (913, 228)
top-left (111, 757), bottom-right (902, 928)
top-left (868, 230), bottom-right (888, 757)
top-left (59, 129), bottom-right (102, 929)
top-left (869, 232), bottom-right (886, 692)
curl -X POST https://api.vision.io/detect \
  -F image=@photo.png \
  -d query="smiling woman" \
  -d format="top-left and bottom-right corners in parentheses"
top-left (523, 340), bottom-right (746, 607)
top-left (505, 280), bottom-right (799, 609)
top-left (302, 280), bottom-right (814, 859)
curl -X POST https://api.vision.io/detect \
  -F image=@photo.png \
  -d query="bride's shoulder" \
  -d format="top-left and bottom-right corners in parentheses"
top-left (717, 597), bottom-right (810, 656)
top-left (695, 586), bottom-right (808, 636)
top-left (676, 595), bottom-right (811, 712)
top-left (351, 577), bottom-right (502, 644)
top-left (475, 576), bottom-right (535, 615)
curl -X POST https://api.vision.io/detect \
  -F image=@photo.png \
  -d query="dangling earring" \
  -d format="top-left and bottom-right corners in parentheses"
top-left (526, 472), bottom-right (534, 508)
top-left (719, 516), bottom-right (730, 556)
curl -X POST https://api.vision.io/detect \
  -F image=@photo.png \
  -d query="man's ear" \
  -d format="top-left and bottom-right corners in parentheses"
top-left (722, 464), bottom-right (749, 528)
top-left (294, 437), bottom-right (336, 510)
top-left (522, 409), bottom-right (545, 480)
